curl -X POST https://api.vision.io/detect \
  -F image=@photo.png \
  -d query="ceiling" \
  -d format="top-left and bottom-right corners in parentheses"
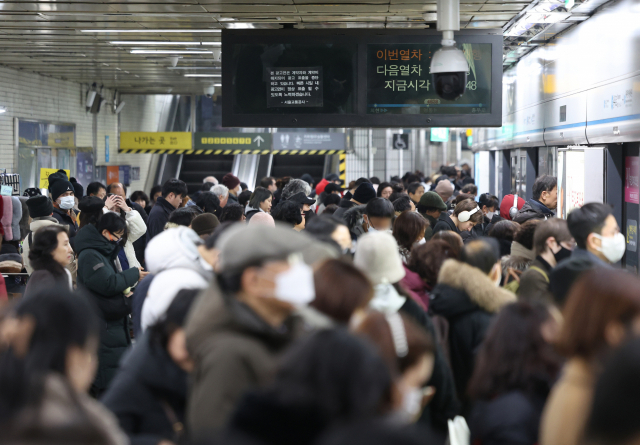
top-left (0, 0), bottom-right (610, 94)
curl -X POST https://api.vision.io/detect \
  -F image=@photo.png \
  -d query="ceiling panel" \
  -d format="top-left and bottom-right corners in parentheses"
top-left (0, 0), bottom-right (590, 93)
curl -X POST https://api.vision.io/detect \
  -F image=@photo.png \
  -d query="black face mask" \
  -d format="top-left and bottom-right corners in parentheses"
top-left (304, 209), bottom-right (315, 222)
top-left (553, 246), bottom-right (572, 263)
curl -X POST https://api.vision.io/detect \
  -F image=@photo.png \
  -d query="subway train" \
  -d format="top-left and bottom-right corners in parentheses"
top-left (471, 0), bottom-right (640, 273)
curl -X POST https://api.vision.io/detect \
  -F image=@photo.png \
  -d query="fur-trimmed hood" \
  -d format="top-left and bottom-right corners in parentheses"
top-left (430, 259), bottom-right (515, 317)
top-left (343, 204), bottom-right (367, 231)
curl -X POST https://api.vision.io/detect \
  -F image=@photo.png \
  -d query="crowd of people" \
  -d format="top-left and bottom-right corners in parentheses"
top-left (0, 165), bottom-right (639, 445)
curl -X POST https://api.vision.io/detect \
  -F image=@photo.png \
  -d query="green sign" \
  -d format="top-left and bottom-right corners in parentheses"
top-left (194, 132), bottom-right (272, 152)
top-left (430, 128), bottom-right (449, 142)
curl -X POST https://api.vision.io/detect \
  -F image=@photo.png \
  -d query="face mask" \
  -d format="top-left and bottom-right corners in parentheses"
top-left (59, 196), bottom-right (75, 210)
top-left (593, 232), bottom-right (626, 263)
top-left (398, 387), bottom-right (423, 423)
top-left (274, 259), bottom-right (316, 306)
top-left (553, 245), bottom-right (572, 263)
top-left (485, 211), bottom-right (496, 220)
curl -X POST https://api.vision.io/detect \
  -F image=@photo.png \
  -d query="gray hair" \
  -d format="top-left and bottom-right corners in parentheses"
top-left (282, 179), bottom-right (311, 201)
top-left (203, 176), bottom-right (219, 185)
top-left (211, 184), bottom-right (229, 199)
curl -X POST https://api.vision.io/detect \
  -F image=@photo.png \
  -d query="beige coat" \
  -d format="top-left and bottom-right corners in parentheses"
top-left (539, 358), bottom-right (595, 445)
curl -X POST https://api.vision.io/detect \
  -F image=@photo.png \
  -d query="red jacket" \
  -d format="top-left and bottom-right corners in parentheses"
top-left (315, 178), bottom-right (330, 196)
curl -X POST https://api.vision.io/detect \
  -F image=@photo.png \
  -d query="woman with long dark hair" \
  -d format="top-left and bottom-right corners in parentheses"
top-left (392, 211), bottom-right (428, 263)
top-left (0, 288), bottom-right (127, 444)
top-left (468, 301), bottom-right (562, 445)
top-left (24, 225), bottom-right (74, 298)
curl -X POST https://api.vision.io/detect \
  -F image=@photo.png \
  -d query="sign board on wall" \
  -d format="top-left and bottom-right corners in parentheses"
top-left (105, 135), bottom-right (110, 162)
top-left (628, 219), bottom-right (638, 253)
top-left (119, 165), bottom-right (131, 186)
top-left (76, 150), bottom-right (94, 184)
top-left (131, 167), bottom-right (140, 181)
top-left (565, 151), bottom-right (585, 214)
top-left (430, 128), bottom-right (449, 142)
top-left (273, 132), bottom-right (346, 152)
top-left (106, 166), bottom-right (119, 185)
top-left (625, 156), bottom-right (639, 204)
top-left (194, 132), bottom-right (272, 152)
top-left (39, 168), bottom-right (70, 189)
top-left (119, 132), bottom-right (192, 153)
top-left (392, 134), bottom-right (409, 150)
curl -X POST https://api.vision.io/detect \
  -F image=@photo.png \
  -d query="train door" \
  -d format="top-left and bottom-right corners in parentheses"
top-left (557, 146), bottom-right (605, 219)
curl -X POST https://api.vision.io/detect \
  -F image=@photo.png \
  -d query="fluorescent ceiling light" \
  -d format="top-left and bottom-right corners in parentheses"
top-left (111, 41), bottom-right (220, 45)
top-left (167, 66), bottom-right (221, 70)
top-left (130, 50), bottom-right (212, 54)
top-left (525, 12), bottom-right (570, 23)
top-left (214, 84), bottom-right (222, 87)
top-left (184, 74), bottom-right (221, 77)
top-left (0, 107), bottom-right (6, 113)
top-left (82, 29), bottom-right (221, 33)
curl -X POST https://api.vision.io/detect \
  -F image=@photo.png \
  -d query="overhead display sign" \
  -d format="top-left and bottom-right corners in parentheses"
top-left (222, 29), bottom-right (502, 128)
top-left (119, 132), bottom-right (192, 153)
top-left (273, 132), bottom-right (345, 152)
top-left (267, 67), bottom-right (324, 108)
top-left (194, 132), bottom-right (272, 153)
top-left (367, 43), bottom-right (491, 116)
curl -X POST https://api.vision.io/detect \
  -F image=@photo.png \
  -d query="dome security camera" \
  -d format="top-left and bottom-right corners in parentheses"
top-left (429, 0), bottom-right (470, 101)
top-left (204, 85), bottom-right (215, 98)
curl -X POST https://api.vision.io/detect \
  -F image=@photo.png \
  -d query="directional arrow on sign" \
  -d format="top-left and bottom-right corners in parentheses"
top-left (254, 136), bottom-right (265, 147)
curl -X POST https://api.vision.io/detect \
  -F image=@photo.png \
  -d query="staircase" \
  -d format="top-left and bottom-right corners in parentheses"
top-left (270, 154), bottom-right (326, 186)
top-left (179, 154), bottom-right (235, 195)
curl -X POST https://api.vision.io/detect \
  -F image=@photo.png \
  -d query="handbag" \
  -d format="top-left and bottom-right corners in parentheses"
top-left (447, 415), bottom-right (470, 445)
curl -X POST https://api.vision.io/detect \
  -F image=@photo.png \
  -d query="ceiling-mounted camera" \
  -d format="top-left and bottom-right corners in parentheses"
top-left (204, 85), bottom-right (215, 98)
top-left (429, 0), bottom-right (470, 101)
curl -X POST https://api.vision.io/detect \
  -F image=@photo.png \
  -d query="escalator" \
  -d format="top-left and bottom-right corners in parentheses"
top-left (179, 154), bottom-right (235, 195)
top-left (270, 154), bottom-right (327, 187)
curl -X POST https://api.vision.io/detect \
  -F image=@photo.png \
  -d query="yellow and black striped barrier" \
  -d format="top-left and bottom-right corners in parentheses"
top-left (119, 148), bottom-right (347, 155)
top-left (339, 153), bottom-right (347, 183)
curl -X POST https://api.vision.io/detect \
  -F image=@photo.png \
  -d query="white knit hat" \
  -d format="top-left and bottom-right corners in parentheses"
top-left (354, 232), bottom-right (406, 286)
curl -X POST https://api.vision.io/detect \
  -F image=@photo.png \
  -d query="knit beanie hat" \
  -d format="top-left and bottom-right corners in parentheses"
top-left (48, 173), bottom-right (74, 202)
top-left (27, 195), bottom-right (53, 218)
top-left (70, 178), bottom-right (84, 199)
top-left (222, 173), bottom-right (240, 191)
top-left (434, 180), bottom-right (454, 201)
top-left (191, 213), bottom-right (220, 236)
top-left (419, 191), bottom-right (447, 211)
top-left (353, 182), bottom-right (377, 205)
top-left (353, 231), bottom-right (406, 286)
top-left (249, 212), bottom-right (276, 228)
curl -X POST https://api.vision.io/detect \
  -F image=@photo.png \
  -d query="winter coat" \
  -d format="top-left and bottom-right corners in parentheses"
top-left (470, 390), bottom-right (547, 445)
top-left (23, 268), bottom-right (72, 299)
top-left (432, 212), bottom-right (460, 235)
top-left (228, 192), bottom-right (239, 205)
top-left (52, 206), bottom-right (78, 239)
top-left (146, 197), bottom-right (176, 243)
top-left (549, 248), bottom-right (610, 306)
top-left (22, 216), bottom-right (60, 274)
top-left (484, 214), bottom-right (505, 236)
top-left (342, 204), bottom-right (367, 240)
top-left (333, 199), bottom-right (358, 220)
top-left (420, 213), bottom-right (438, 241)
top-left (6, 373), bottom-right (127, 445)
top-left (513, 199), bottom-right (555, 224)
top-left (401, 264), bottom-right (430, 310)
top-left (315, 178), bottom-right (330, 195)
top-left (368, 283), bottom-right (460, 435)
top-left (511, 241), bottom-right (535, 261)
top-left (75, 224), bottom-right (140, 394)
top-left (132, 273), bottom-right (155, 339)
top-left (102, 333), bottom-right (188, 445)
top-left (104, 208), bottom-right (146, 269)
top-left (540, 358), bottom-right (595, 445)
top-left (185, 283), bottom-right (305, 441)
top-left (518, 257), bottom-right (553, 302)
top-left (245, 207), bottom-right (262, 222)
top-left (141, 227), bottom-right (213, 331)
top-left (430, 259), bottom-right (516, 410)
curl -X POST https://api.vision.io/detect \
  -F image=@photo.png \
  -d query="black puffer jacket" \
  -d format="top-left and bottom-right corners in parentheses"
top-left (75, 224), bottom-right (139, 395)
top-left (432, 212), bottom-right (460, 235)
top-left (470, 390), bottom-right (548, 445)
top-left (513, 199), bottom-right (554, 224)
top-left (102, 333), bottom-right (188, 445)
top-left (333, 199), bottom-right (358, 220)
top-left (429, 260), bottom-right (515, 412)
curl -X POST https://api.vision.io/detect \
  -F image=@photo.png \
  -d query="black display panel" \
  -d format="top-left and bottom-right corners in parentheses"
top-left (230, 43), bottom-right (356, 115)
top-left (222, 29), bottom-right (502, 128)
top-left (367, 43), bottom-right (491, 115)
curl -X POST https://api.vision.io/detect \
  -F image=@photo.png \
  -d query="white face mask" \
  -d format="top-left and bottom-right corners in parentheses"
top-left (593, 232), bottom-right (626, 263)
top-left (58, 195), bottom-right (75, 210)
top-left (485, 211), bottom-right (496, 220)
top-left (274, 258), bottom-right (316, 306)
